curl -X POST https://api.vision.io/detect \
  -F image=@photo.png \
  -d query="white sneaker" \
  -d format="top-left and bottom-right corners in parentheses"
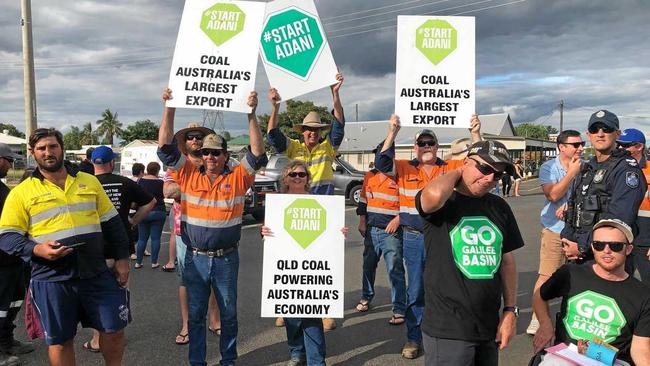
top-left (526, 318), bottom-right (540, 335)
top-left (130, 254), bottom-right (137, 260)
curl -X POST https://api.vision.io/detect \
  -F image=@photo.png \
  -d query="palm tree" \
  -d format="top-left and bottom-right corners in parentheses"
top-left (80, 122), bottom-right (99, 145)
top-left (96, 109), bottom-right (123, 145)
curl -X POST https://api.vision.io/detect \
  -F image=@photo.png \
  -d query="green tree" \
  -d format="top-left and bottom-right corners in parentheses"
top-left (119, 119), bottom-right (159, 146)
top-left (96, 109), bottom-right (123, 145)
top-left (80, 122), bottom-right (99, 145)
top-left (257, 99), bottom-right (332, 151)
top-left (514, 123), bottom-right (558, 139)
top-left (63, 126), bottom-right (83, 150)
top-left (0, 123), bottom-right (25, 138)
top-left (222, 131), bottom-right (232, 141)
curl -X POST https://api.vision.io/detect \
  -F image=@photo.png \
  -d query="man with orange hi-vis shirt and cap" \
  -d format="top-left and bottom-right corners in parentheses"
top-left (374, 113), bottom-right (482, 359)
top-left (157, 88), bottom-right (267, 366)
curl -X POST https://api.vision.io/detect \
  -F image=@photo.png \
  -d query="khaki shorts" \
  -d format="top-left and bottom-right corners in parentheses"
top-left (538, 228), bottom-right (566, 276)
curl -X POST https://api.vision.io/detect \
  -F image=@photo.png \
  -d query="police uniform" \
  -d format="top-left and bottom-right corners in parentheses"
top-left (562, 148), bottom-right (647, 258)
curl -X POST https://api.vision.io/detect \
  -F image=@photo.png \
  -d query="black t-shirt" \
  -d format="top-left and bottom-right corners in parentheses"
top-left (0, 181), bottom-right (21, 267)
top-left (416, 191), bottom-right (525, 342)
top-left (137, 178), bottom-right (165, 211)
top-left (96, 173), bottom-right (154, 238)
top-left (541, 264), bottom-right (650, 364)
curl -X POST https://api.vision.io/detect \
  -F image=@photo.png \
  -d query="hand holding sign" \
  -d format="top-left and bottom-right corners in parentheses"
top-left (247, 91), bottom-right (259, 113)
top-left (389, 114), bottom-right (401, 136)
top-left (331, 72), bottom-right (344, 93)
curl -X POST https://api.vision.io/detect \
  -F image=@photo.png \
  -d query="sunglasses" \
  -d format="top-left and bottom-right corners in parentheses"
top-left (592, 241), bottom-right (628, 252)
top-left (201, 149), bottom-right (223, 157)
top-left (470, 158), bottom-right (504, 180)
top-left (617, 142), bottom-right (639, 148)
top-left (287, 171), bottom-right (308, 178)
top-left (416, 140), bottom-right (437, 147)
top-left (186, 132), bottom-right (205, 141)
top-left (562, 142), bottom-right (586, 148)
top-left (303, 127), bottom-right (321, 133)
top-left (588, 123), bottom-right (617, 134)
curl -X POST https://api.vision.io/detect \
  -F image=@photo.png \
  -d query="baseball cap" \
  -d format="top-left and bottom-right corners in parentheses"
top-left (91, 146), bottom-right (117, 164)
top-left (414, 129), bottom-right (437, 143)
top-left (588, 110), bottom-right (619, 131)
top-left (593, 219), bottom-right (634, 243)
top-left (617, 128), bottom-right (646, 145)
top-left (201, 134), bottom-right (227, 151)
top-left (0, 143), bottom-right (22, 160)
top-left (466, 140), bottom-right (514, 174)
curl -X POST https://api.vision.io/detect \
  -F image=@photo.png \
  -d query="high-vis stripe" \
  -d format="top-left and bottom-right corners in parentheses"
top-left (368, 207), bottom-right (400, 215)
top-left (400, 206), bottom-right (419, 215)
top-left (242, 157), bottom-right (256, 175)
top-left (639, 210), bottom-right (650, 218)
top-left (359, 197), bottom-right (367, 204)
top-left (99, 207), bottom-right (119, 222)
top-left (399, 187), bottom-right (422, 197)
top-left (306, 155), bottom-right (333, 167)
top-left (182, 215), bottom-right (242, 228)
top-left (10, 300), bottom-right (23, 308)
top-left (31, 224), bottom-right (102, 243)
top-left (0, 311), bottom-right (6, 318)
top-left (369, 192), bottom-right (399, 201)
top-left (0, 228), bottom-right (25, 236)
top-left (170, 154), bottom-right (187, 170)
top-left (29, 202), bottom-right (97, 226)
top-left (181, 193), bottom-right (246, 208)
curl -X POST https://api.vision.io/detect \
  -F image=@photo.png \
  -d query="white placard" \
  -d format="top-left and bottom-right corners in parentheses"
top-left (259, 0), bottom-right (338, 101)
top-left (167, 0), bottom-right (266, 113)
top-left (395, 16), bottom-right (475, 128)
top-left (261, 194), bottom-right (345, 318)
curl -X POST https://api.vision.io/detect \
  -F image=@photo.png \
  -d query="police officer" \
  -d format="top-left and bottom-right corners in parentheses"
top-left (561, 110), bottom-right (647, 262)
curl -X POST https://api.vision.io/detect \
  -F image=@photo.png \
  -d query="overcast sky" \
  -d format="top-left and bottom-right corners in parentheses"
top-left (1, 0), bottom-right (649, 138)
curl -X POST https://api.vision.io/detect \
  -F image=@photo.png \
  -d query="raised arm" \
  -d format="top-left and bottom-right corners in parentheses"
top-left (469, 114), bottom-right (482, 143)
top-left (159, 88), bottom-right (175, 147)
top-left (248, 91), bottom-right (265, 158)
top-left (331, 72), bottom-right (344, 124)
top-left (267, 88), bottom-right (281, 133)
top-left (418, 167), bottom-right (463, 214)
top-left (541, 157), bottom-right (581, 202)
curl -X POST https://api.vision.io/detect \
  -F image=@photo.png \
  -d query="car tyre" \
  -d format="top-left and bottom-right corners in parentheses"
top-left (349, 185), bottom-right (362, 206)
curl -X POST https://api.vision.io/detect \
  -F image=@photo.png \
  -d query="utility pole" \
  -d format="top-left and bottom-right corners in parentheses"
top-left (559, 99), bottom-right (564, 133)
top-left (21, 0), bottom-right (37, 140)
top-left (355, 103), bottom-right (359, 122)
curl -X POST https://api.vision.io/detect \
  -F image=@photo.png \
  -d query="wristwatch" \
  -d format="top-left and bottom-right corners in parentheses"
top-left (503, 306), bottom-right (519, 317)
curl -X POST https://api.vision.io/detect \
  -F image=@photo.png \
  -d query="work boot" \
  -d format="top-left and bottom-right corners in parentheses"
top-left (401, 341), bottom-right (421, 359)
top-left (0, 353), bottom-right (20, 366)
top-left (322, 317), bottom-right (336, 331)
top-left (0, 339), bottom-right (34, 355)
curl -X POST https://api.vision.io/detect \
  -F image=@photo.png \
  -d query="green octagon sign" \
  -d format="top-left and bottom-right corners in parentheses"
top-left (563, 290), bottom-right (626, 343)
top-left (260, 7), bottom-right (324, 79)
top-left (416, 19), bottom-right (457, 65)
top-left (200, 3), bottom-right (246, 46)
top-left (284, 198), bottom-right (326, 249)
top-left (449, 216), bottom-right (503, 279)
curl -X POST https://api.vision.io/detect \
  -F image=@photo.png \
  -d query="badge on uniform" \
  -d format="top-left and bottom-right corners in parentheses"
top-left (626, 171), bottom-right (640, 188)
top-left (593, 169), bottom-right (606, 183)
top-left (626, 158), bottom-right (638, 167)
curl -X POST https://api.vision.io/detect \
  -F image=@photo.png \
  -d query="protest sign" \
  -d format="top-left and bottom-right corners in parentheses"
top-left (260, 0), bottom-right (338, 101)
top-left (261, 194), bottom-right (345, 318)
top-left (167, 0), bottom-right (265, 113)
top-left (395, 16), bottom-right (475, 128)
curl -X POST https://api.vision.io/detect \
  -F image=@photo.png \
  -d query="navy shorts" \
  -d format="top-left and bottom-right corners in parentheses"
top-left (31, 270), bottom-right (131, 345)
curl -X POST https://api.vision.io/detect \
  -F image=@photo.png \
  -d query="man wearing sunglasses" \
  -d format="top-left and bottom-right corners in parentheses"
top-left (527, 130), bottom-right (584, 335)
top-left (533, 219), bottom-right (650, 365)
top-left (617, 128), bottom-right (650, 285)
top-left (561, 110), bottom-right (646, 266)
top-left (416, 141), bottom-right (524, 365)
top-left (158, 90), bottom-right (267, 366)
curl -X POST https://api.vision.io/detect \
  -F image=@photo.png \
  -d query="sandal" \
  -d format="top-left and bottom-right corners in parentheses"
top-left (175, 333), bottom-right (189, 345)
top-left (134, 263), bottom-right (143, 269)
top-left (355, 300), bottom-right (370, 312)
top-left (83, 341), bottom-right (100, 353)
top-left (208, 327), bottom-right (221, 335)
top-left (162, 264), bottom-right (175, 272)
top-left (388, 314), bottom-right (405, 325)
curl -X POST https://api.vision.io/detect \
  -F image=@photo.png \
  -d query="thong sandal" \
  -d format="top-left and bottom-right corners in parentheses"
top-left (208, 327), bottom-right (221, 335)
top-left (161, 264), bottom-right (175, 272)
top-left (175, 333), bottom-right (189, 345)
top-left (83, 341), bottom-right (100, 353)
top-left (388, 314), bottom-right (405, 325)
top-left (355, 300), bottom-right (370, 312)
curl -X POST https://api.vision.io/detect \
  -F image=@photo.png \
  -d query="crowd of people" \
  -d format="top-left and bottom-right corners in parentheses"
top-left (0, 73), bottom-right (649, 366)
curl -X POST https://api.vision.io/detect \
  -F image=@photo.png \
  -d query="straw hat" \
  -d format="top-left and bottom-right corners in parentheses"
top-left (443, 137), bottom-right (472, 160)
top-left (173, 122), bottom-right (215, 154)
top-left (292, 111), bottom-right (331, 133)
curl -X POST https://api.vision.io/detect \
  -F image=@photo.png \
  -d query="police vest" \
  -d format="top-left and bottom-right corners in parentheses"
top-left (566, 153), bottom-right (628, 231)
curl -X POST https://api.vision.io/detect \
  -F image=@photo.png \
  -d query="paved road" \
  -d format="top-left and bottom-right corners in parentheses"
top-left (16, 179), bottom-right (552, 365)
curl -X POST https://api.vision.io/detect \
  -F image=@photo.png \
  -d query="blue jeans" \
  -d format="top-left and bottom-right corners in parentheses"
top-left (136, 210), bottom-right (166, 264)
top-left (362, 226), bottom-right (407, 315)
top-left (183, 249), bottom-right (239, 366)
top-left (402, 229), bottom-right (425, 343)
top-left (285, 317), bottom-right (325, 365)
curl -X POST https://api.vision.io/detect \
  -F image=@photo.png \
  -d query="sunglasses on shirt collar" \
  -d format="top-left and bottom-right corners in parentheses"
top-left (592, 241), bottom-right (628, 252)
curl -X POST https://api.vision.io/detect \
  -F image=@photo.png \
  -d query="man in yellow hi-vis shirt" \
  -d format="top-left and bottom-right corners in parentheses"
top-left (0, 128), bottom-right (131, 366)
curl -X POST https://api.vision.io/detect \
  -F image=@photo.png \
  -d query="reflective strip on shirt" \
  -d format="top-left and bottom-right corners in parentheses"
top-left (28, 202), bottom-right (98, 227)
top-left (181, 193), bottom-right (246, 208)
top-left (400, 206), bottom-right (419, 215)
top-left (182, 215), bottom-right (242, 228)
top-left (99, 207), bottom-right (119, 222)
top-left (367, 207), bottom-right (399, 215)
top-left (369, 192), bottom-right (400, 201)
top-left (31, 224), bottom-right (102, 243)
top-left (169, 154), bottom-right (187, 171)
top-left (0, 311), bottom-right (6, 318)
top-left (639, 210), bottom-right (650, 218)
top-left (0, 228), bottom-right (25, 236)
top-left (399, 187), bottom-right (421, 197)
top-left (10, 300), bottom-right (23, 308)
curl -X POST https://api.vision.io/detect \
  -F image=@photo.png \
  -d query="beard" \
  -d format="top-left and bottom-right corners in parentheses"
top-left (37, 154), bottom-right (64, 172)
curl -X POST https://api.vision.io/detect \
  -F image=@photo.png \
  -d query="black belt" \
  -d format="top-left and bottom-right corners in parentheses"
top-left (191, 244), bottom-right (238, 257)
top-left (403, 226), bottom-right (422, 234)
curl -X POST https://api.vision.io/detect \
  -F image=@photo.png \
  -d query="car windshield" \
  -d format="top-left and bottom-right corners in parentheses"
top-left (335, 157), bottom-right (358, 172)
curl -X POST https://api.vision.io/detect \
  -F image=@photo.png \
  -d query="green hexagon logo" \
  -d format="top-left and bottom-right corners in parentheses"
top-left (200, 3), bottom-right (246, 46)
top-left (260, 7), bottom-right (324, 80)
top-left (284, 198), bottom-right (326, 249)
top-left (449, 216), bottom-right (503, 279)
top-left (563, 290), bottom-right (626, 343)
top-left (416, 19), bottom-right (457, 65)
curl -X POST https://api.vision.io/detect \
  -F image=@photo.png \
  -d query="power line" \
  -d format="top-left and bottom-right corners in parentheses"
top-left (323, 0), bottom-right (453, 27)
top-left (321, 0), bottom-right (434, 22)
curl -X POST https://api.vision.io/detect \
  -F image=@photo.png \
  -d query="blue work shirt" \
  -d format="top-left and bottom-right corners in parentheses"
top-left (539, 157), bottom-right (569, 233)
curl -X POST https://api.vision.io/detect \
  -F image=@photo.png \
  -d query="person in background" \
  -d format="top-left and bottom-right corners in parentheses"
top-left (512, 160), bottom-right (524, 197)
top-left (78, 147), bottom-right (95, 174)
top-left (134, 162), bottom-right (166, 269)
top-left (501, 170), bottom-right (512, 197)
top-left (131, 163), bottom-right (145, 181)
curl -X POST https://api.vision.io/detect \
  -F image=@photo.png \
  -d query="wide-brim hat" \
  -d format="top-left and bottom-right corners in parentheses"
top-left (201, 134), bottom-right (227, 151)
top-left (444, 137), bottom-right (471, 160)
top-left (292, 111), bottom-right (331, 133)
top-left (174, 122), bottom-right (215, 154)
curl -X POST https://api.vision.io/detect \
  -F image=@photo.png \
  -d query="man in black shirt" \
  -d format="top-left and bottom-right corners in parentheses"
top-left (416, 141), bottom-right (524, 366)
top-left (0, 143), bottom-right (33, 366)
top-left (533, 219), bottom-right (650, 365)
top-left (78, 147), bottom-right (95, 174)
